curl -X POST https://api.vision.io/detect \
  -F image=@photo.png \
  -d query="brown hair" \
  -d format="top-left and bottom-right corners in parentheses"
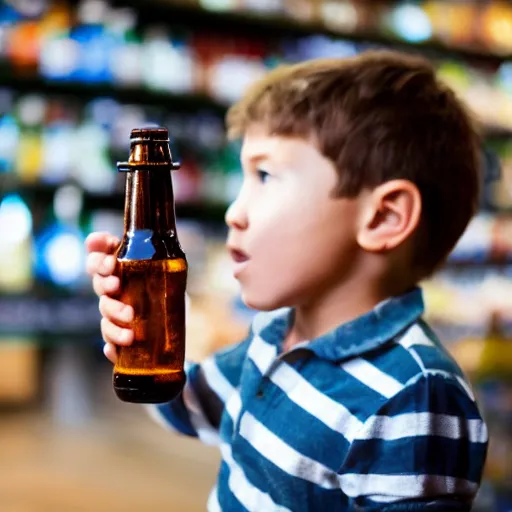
top-left (227, 50), bottom-right (482, 276)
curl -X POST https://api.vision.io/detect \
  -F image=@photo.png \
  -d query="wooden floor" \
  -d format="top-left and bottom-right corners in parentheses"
top-left (0, 360), bottom-right (220, 512)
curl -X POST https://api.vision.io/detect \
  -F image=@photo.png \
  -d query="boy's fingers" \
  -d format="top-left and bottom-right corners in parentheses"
top-left (92, 275), bottom-right (120, 297)
top-left (101, 318), bottom-right (134, 346)
top-left (85, 232), bottom-right (120, 255)
top-left (99, 295), bottom-right (134, 326)
top-left (103, 343), bottom-right (118, 364)
top-left (86, 253), bottom-right (116, 277)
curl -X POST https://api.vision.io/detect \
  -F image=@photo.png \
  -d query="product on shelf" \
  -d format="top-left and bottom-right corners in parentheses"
top-left (318, 1), bottom-right (361, 33)
top-left (15, 94), bottom-right (45, 184)
top-left (33, 184), bottom-right (87, 289)
top-left (199, 0), bottom-right (238, 12)
top-left (41, 98), bottom-right (74, 184)
top-left (108, 7), bottom-right (143, 86)
top-left (385, 3), bottom-right (433, 44)
top-left (142, 25), bottom-right (196, 94)
top-left (38, 0), bottom-right (76, 81)
top-left (422, 1), bottom-right (479, 49)
top-left (6, 15), bottom-right (40, 71)
top-left (0, 193), bottom-right (33, 293)
top-left (423, 263), bottom-right (512, 340)
top-left (487, 139), bottom-right (512, 210)
top-left (479, 1), bottom-right (512, 54)
top-left (72, 118), bottom-right (115, 193)
top-left (448, 213), bottom-right (495, 263)
top-left (0, 89), bottom-right (19, 174)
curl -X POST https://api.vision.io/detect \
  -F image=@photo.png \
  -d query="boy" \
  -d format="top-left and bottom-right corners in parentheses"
top-left (86, 50), bottom-right (488, 511)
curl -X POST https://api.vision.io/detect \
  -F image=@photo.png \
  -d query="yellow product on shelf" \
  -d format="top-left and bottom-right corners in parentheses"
top-left (479, 2), bottom-right (512, 54)
top-left (15, 131), bottom-right (43, 184)
top-left (0, 194), bottom-right (33, 293)
top-left (423, 277), bottom-right (491, 328)
top-left (0, 236), bottom-right (33, 293)
top-left (15, 95), bottom-right (47, 184)
top-left (421, 279), bottom-right (454, 315)
top-left (423, 1), bottom-right (479, 48)
top-left (477, 314), bottom-right (512, 379)
top-left (452, 313), bottom-right (512, 381)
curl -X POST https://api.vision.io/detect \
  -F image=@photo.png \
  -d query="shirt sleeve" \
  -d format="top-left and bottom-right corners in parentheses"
top-left (145, 332), bottom-right (252, 446)
top-left (338, 372), bottom-right (488, 511)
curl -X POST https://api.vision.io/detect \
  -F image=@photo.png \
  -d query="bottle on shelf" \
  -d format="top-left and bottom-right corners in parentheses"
top-left (33, 184), bottom-right (88, 290)
top-left (15, 94), bottom-right (46, 184)
top-left (0, 193), bottom-right (33, 293)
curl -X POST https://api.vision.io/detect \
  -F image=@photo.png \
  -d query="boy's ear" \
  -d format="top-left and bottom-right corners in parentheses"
top-left (356, 180), bottom-right (422, 253)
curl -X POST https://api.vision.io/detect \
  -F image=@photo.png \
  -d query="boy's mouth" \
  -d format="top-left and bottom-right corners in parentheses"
top-left (228, 247), bottom-right (251, 277)
top-left (229, 248), bottom-right (250, 263)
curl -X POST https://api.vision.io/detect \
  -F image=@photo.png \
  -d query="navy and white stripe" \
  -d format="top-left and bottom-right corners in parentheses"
top-left (150, 287), bottom-right (488, 511)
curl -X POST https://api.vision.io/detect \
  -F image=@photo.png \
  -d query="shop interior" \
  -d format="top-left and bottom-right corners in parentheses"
top-left (0, 0), bottom-right (511, 510)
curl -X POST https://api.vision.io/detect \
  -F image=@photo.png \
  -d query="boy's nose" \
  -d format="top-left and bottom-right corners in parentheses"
top-left (225, 198), bottom-right (248, 230)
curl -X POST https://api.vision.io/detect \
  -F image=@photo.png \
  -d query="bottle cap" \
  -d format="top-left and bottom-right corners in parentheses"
top-left (117, 126), bottom-right (180, 172)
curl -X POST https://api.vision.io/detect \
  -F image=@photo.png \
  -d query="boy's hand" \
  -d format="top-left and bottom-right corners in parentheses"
top-left (85, 232), bottom-right (134, 364)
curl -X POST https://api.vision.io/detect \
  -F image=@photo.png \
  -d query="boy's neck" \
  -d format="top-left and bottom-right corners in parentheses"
top-left (283, 276), bottom-right (413, 352)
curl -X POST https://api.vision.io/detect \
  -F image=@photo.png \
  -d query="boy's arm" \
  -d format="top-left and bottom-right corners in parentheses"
top-left (146, 333), bottom-right (252, 446)
top-left (338, 372), bottom-right (488, 511)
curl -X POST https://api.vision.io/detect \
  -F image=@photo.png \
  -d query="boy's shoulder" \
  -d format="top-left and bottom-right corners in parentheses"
top-left (364, 318), bottom-right (468, 383)
top-left (337, 318), bottom-right (483, 426)
top-left (365, 318), bottom-right (472, 395)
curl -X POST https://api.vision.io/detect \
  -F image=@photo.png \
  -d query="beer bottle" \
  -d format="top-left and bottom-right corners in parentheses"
top-left (113, 127), bottom-right (187, 403)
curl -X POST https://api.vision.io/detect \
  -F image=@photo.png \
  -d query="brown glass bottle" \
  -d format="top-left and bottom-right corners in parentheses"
top-left (113, 127), bottom-right (187, 403)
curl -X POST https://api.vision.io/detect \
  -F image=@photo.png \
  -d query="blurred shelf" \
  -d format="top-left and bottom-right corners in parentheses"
top-left (485, 125), bottom-right (512, 139)
top-left (445, 259), bottom-right (512, 269)
top-left (481, 205), bottom-right (512, 216)
top-left (0, 294), bottom-right (101, 337)
top-left (114, 0), bottom-right (512, 66)
top-left (0, 62), bottom-right (510, 139)
top-left (1, 182), bottom-right (229, 222)
top-left (0, 63), bottom-right (229, 115)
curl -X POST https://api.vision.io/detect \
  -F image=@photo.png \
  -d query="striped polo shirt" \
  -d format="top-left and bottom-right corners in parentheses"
top-left (148, 287), bottom-right (488, 511)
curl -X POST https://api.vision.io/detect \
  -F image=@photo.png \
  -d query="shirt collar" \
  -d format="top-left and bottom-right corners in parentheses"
top-left (258, 287), bottom-right (424, 362)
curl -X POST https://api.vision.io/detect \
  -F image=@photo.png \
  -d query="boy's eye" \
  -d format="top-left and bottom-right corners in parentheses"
top-left (256, 169), bottom-right (270, 183)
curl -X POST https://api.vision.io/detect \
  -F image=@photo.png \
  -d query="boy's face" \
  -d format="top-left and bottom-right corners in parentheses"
top-left (226, 125), bottom-right (361, 311)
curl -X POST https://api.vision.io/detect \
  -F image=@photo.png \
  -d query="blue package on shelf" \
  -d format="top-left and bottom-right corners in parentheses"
top-left (281, 35), bottom-right (359, 62)
top-left (0, 3), bottom-right (23, 24)
top-left (33, 222), bottom-right (87, 289)
top-left (68, 24), bottom-right (116, 84)
top-left (0, 114), bottom-right (20, 174)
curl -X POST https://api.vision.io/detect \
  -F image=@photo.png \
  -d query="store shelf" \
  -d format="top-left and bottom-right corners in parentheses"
top-left (0, 294), bottom-right (101, 337)
top-left (0, 64), bottom-right (228, 115)
top-left (445, 259), bottom-right (512, 269)
top-left (2, 182), bottom-right (229, 222)
top-left (485, 125), bottom-right (512, 140)
top-left (1, 62), bottom-right (510, 139)
top-left (114, 0), bottom-right (512, 66)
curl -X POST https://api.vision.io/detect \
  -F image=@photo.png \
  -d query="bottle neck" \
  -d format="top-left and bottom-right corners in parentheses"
top-left (123, 170), bottom-right (177, 235)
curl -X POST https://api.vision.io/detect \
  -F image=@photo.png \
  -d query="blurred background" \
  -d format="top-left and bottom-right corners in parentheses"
top-left (0, 0), bottom-right (511, 510)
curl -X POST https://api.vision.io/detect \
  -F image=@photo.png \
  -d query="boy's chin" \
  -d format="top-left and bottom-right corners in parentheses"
top-left (240, 291), bottom-right (289, 312)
